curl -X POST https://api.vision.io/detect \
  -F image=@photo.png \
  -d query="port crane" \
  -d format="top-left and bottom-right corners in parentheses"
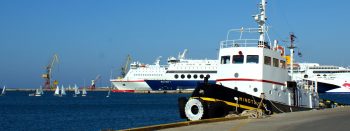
top-left (89, 74), bottom-right (101, 90)
top-left (120, 55), bottom-right (132, 78)
top-left (42, 54), bottom-right (59, 89)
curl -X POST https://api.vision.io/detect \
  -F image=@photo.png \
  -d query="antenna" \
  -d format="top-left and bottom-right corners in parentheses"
top-left (288, 32), bottom-right (297, 79)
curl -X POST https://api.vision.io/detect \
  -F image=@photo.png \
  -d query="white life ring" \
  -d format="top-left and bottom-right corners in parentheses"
top-left (185, 98), bottom-right (205, 121)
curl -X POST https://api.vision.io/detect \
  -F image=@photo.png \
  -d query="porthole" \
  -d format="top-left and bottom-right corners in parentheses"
top-left (174, 74), bottom-right (179, 79)
top-left (181, 74), bottom-right (185, 79)
top-left (187, 74), bottom-right (191, 79)
top-left (194, 74), bottom-right (198, 79)
top-left (200, 74), bottom-right (204, 79)
top-left (253, 88), bottom-right (258, 92)
top-left (206, 74), bottom-right (210, 78)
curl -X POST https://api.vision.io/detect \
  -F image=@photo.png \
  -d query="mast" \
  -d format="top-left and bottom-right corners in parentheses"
top-left (254, 0), bottom-right (268, 47)
top-left (288, 33), bottom-right (297, 79)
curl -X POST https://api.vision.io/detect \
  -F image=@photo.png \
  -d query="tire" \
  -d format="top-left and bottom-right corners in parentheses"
top-left (178, 97), bottom-right (188, 119)
top-left (184, 98), bottom-right (207, 121)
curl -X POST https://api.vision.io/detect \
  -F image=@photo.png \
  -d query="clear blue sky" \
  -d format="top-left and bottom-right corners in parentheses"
top-left (1, 0), bottom-right (349, 88)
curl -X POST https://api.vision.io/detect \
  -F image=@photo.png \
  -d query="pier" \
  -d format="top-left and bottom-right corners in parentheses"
top-left (120, 106), bottom-right (350, 131)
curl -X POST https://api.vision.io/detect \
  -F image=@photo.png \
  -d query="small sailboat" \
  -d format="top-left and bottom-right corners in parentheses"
top-left (34, 89), bottom-right (41, 96)
top-left (54, 86), bottom-right (60, 96)
top-left (106, 87), bottom-right (111, 98)
top-left (73, 84), bottom-right (80, 97)
top-left (1, 86), bottom-right (6, 96)
top-left (61, 85), bottom-right (66, 96)
top-left (82, 87), bottom-right (87, 97)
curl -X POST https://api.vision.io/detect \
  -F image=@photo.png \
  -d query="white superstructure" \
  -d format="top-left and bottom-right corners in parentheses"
top-left (110, 50), bottom-right (218, 91)
top-left (291, 63), bottom-right (350, 93)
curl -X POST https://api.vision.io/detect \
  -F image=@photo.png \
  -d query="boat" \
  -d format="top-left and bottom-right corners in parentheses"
top-left (178, 0), bottom-right (319, 121)
top-left (1, 86), bottom-right (6, 96)
top-left (110, 50), bottom-right (218, 92)
top-left (106, 87), bottom-right (111, 97)
top-left (82, 87), bottom-right (87, 97)
top-left (54, 86), bottom-right (60, 96)
top-left (291, 63), bottom-right (350, 93)
top-left (34, 89), bottom-right (41, 96)
top-left (60, 85), bottom-right (66, 96)
top-left (73, 84), bottom-right (80, 97)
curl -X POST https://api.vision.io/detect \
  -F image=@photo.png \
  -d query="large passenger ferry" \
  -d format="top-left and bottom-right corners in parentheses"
top-left (291, 63), bottom-right (350, 93)
top-left (110, 50), bottom-right (218, 91)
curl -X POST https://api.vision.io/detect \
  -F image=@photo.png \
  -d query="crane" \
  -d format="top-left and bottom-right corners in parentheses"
top-left (42, 54), bottom-right (59, 90)
top-left (120, 55), bottom-right (132, 78)
top-left (89, 74), bottom-right (101, 90)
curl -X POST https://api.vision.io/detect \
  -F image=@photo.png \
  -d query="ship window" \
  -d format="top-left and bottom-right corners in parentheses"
top-left (264, 56), bottom-right (271, 65)
top-left (280, 60), bottom-right (286, 68)
top-left (187, 74), bottom-right (191, 79)
top-left (200, 74), bottom-right (204, 79)
top-left (232, 55), bottom-right (244, 64)
top-left (181, 74), bottom-right (185, 79)
top-left (206, 74), bottom-right (210, 78)
top-left (273, 58), bottom-right (279, 67)
top-left (221, 56), bottom-right (230, 64)
top-left (247, 55), bottom-right (259, 64)
top-left (194, 74), bottom-right (198, 79)
top-left (174, 74), bottom-right (179, 79)
top-left (253, 88), bottom-right (258, 92)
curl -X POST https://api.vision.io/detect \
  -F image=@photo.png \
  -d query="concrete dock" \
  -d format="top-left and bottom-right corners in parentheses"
top-left (158, 106), bottom-right (350, 131)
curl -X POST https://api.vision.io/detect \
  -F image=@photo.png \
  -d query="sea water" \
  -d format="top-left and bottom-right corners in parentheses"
top-left (0, 91), bottom-right (190, 130)
top-left (1, 91), bottom-right (349, 131)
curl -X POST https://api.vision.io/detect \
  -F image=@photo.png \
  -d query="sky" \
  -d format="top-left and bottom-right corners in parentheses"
top-left (1, 0), bottom-right (350, 88)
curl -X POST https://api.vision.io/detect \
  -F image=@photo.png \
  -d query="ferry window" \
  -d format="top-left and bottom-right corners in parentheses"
top-left (247, 55), bottom-right (259, 64)
top-left (200, 74), bottom-right (204, 79)
top-left (264, 56), bottom-right (271, 65)
top-left (273, 58), bottom-right (279, 67)
top-left (181, 74), bottom-right (185, 79)
top-left (187, 74), bottom-right (191, 79)
top-left (174, 74), bottom-right (179, 79)
top-left (280, 60), bottom-right (286, 68)
top-left (232, 55), bottom-right (244, 64)
top-left (206, 74), bottom-right (210, 78)
top-left (194, 74), bottom-right (198, 79)
top-left (221, 56), bottom-right (230, 64)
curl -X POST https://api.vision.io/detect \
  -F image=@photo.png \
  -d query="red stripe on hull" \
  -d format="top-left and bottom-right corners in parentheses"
top-left (110, 80), bottom-right (145, 82)
top-left (216, 78), bottom-right (285, 86)
top-left (111, 90), bottom-right (135, 93)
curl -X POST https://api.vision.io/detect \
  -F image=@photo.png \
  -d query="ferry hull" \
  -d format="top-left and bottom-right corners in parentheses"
top-left (111, 80), bottom-right (151, 91)
top-left (145, 80), bottom-right (216, 90)
top-left (178, 83), bottom-right (313, 120)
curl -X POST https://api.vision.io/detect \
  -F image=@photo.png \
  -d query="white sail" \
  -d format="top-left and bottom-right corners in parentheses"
top-left (82, 88), bottom-right (87, 96)
top-left (1, 86), bottom-right (6, 95)
top-left (106, 87), bottom-right (111, 97)
top-left (39, 86), bottom-right (44, 95)
top-left (35, 89), bottom-right (41, 96)
top-left (54, 86), bottom-right (60, 96)
top-left (74, 84), bottom-right (80, 95)
top-left (61, 85), bottom-right (66, 95)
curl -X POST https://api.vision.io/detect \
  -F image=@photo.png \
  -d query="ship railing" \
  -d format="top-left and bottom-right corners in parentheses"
top-left (220, 39), bottom-right (259, 48)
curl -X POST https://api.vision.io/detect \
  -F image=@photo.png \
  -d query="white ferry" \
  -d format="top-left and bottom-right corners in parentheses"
top-left (291, 63), bottom-right (350, 93)
top-left (110, 50), bottom-right (218, 92)
top-left (178, 0), bottom-right (319, 121)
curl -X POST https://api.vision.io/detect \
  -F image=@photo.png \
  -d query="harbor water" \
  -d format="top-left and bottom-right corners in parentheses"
top-left (0, 91), bottom-right (189, 130)
top-left (0, 91), bottom-right (349, 130)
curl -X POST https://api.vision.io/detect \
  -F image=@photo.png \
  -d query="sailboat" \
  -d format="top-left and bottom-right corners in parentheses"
top-left (61, 85), bottom-right (66, 96)
top-left (82, 87), bottom-right (87, 97)
top-left (54, 86), bottom-right (60, 96)
top-left (106, 87), bottom-right (111, 97)
top-left (34, 89), bottom-right (41, 96)
top-left (1, 86), bottom-right (6, 96)
top-left (73, 84), bottom-right (80, 97)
